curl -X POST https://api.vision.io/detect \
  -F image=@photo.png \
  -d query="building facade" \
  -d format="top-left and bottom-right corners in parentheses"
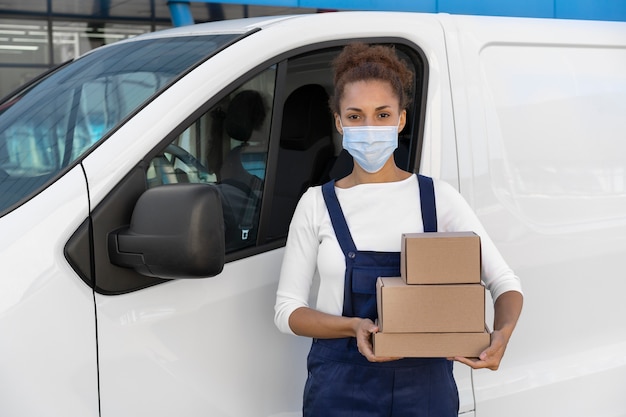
top-left (0, 1), bottom-right (314, 98)
top-left (2, 0), bottom-right (624, 98)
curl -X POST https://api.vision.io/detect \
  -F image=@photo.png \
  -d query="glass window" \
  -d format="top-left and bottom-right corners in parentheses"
top-left (0, 34), bottom-right (241, 215)
top-left (0, 67), bottom-right (47, 99)
top-left (52, 21), bottom-right (152, 63)
top-left (0, 20), bottom-right (50, 65)
top-left (246, 5), bottom-right (316, 17)
top-left (0, 19), bottom-right (153, 94)
top-left (154, 1), bottom-right (175, 20)
top-left (52, 0), bottom-right (152, 18)
top-left (147, 67), bottom-right (276, 253)
top-left (0, 1), bottom-right (46, 12)
top-left (108, 0), bottom-right (154, 19)
top-left (264, 44), bottom-right (422, 241)
top-left (154, 2), bottom-right (315, 22)
top-left (51, 0), bottom-right (100, 15)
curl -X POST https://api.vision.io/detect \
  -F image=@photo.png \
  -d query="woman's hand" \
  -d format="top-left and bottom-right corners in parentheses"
top-left (288, 307), bottom-right (403, 363)
top-left (354, 318), bottom-right (401, 363)
top-left (453, 290), bottom-right (523, 371)
top-left (452, 329), bottom-right (508, 370)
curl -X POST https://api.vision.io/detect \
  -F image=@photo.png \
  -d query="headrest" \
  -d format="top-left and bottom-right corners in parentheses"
top-left (225, 90), bottom-right (266, 142)
top-left (281, 84), bottom-right (332, 151)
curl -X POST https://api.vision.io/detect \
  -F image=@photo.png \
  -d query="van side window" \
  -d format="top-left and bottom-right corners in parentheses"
top-left (147, 67), bottom-right (275, 253)
top-left (87, 41), bottom-right (425, 294)
top-left (265, 81), bottom-right (335, 240)
top-left (146, 44), bottom-right (423, 254)
top-left (264, 44), bottom-right (423, 242)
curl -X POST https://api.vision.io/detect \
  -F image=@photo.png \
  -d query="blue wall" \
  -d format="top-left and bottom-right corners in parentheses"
top-left (173, 0), bottom-right (626, 21)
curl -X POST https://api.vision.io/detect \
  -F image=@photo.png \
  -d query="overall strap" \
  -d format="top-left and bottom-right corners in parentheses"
top-left (321, 180), bottom-right (358, 256)
top-left (417, 174), bottom-right (438, 232)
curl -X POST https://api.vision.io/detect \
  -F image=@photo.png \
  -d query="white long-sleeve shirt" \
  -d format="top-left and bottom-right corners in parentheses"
top-left (274, 174), bottom-right (523, 335)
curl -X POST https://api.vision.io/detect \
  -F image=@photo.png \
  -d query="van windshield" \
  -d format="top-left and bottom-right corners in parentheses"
top-left (0, 34), bottom-right (240, 215)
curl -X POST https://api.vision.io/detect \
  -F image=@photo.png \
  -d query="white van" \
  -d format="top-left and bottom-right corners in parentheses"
top-left (1, 11), bottom-right (625, 417)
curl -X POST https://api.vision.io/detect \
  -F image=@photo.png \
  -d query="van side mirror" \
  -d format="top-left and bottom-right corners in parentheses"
top-left (108, 183), bottom-right (225, 279)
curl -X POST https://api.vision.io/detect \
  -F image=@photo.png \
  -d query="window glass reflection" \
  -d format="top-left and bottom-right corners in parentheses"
top-left (0, 20), bottom-right (50, 65)
top-left (52, 0), bottom-right (153, 18)
top-left (0, 0), bottom-right (46, 12)
top-left (52, 21), bottom-right (151, 63)
top-left (0, 34), bottom-right (238, 214)
top-left (0, 67), bottom-right (47, 100)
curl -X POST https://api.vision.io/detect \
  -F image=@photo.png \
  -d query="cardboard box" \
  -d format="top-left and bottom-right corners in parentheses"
top-left (373, 327), bottom-right (491, 358)
top-left (401, 232), bottom-right (481, 284)
top-left (376, 277), bottom-right (485, 333)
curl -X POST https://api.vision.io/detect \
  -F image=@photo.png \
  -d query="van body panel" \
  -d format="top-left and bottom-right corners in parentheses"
top-left (0, 167), bottom-right (99, 416)
top-left (96, 249), bottom-right (312, 416)
top-left (442, 13), bottom-right (626, 416)
top-left (1, 11), bottom-right (625, 417)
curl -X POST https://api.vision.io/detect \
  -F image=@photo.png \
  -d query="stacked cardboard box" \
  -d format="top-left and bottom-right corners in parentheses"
top-left (373, 232), bottom-right (491, 358)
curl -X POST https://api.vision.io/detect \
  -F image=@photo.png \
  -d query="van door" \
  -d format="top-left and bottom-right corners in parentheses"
top-left (76, 34), bottom-right (452, 416)
top-left (0, 166), bottom-right (99, 416)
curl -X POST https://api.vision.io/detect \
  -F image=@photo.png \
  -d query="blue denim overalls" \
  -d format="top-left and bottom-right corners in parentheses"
top-left (303, 175), bottom-right (459, 417)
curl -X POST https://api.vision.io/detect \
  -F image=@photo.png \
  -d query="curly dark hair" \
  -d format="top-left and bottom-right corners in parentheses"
top-left (329, 42), bottom-right (414, 114)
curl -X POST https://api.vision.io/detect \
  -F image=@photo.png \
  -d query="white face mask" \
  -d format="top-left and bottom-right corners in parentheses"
top-left (341, 122), bottom-right (399, 173)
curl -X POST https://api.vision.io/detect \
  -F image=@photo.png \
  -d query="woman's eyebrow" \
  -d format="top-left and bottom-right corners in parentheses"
top-left (345, 105), bottom-right (392, 112)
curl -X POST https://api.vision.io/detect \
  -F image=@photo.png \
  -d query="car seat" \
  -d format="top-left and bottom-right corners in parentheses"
top-left (267, 84), bottom-right (335, 240)
top-left (218, 90), bottom-right (267, 251)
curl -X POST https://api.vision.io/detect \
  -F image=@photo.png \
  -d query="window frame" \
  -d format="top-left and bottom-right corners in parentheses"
top-left (83, 36), bottom-right (429, 294)
top-left (144, 37), bottom-right (429, 264)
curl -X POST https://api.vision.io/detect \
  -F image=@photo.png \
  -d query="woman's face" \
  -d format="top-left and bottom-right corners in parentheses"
top-left (334, 79), bottom-right (406, 133)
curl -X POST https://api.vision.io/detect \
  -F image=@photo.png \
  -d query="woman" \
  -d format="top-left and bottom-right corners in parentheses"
top-left (274, 42), bottom-right (523, 416)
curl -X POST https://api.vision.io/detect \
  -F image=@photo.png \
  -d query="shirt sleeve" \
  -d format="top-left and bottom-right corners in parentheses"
top-left (274, 187), bottom-right (321, 335)
top-left (434, 179), bottom-right (523, 301)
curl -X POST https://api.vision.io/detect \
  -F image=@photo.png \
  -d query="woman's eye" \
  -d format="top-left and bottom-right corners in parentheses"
top-left (378, 113), bottom-right (391, 119)
top-left (347, 114), bottom-right (360, 120)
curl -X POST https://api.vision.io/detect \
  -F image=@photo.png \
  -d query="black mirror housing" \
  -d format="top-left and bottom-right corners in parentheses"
top-left (108, 183), bottom-right (225, 279)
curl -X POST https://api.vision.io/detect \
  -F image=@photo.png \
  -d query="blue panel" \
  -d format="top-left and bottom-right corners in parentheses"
top-left (175, 0), bottom-right (626, 22)
top-left (438, 0), bottom-right (554, 17)
top-left (298, 0), bottom-right (436, 12)
top-left (193, 0), bottom-right (298, 5)
top-left (168, 1), bottom-right (196, 26)
top-left (187, 0), bottom-right (436, 11)
top-left (556, 0), bottom-right (626, 21)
